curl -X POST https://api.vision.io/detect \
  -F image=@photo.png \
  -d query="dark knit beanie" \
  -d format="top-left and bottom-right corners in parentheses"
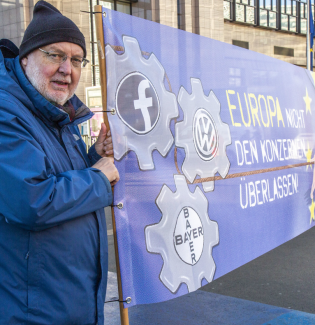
top-left (19, 0), bottom-right (86, 59)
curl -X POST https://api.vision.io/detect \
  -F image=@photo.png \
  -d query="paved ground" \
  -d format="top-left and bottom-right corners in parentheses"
top-left (105, 208), bottom-right (315, 324)
top-left (104, 272), bottom-right (315, 325)
top-left (200, 225), bottom-right (315, 314)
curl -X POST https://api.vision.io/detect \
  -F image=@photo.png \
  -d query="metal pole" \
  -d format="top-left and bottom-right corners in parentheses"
top-left (94, 5), bottom-right (130, 325)
top-left (89, 0), bottom-right (96, 86)
top-left (87, 119), bottom-right (91, 149)
top-left (307, 0), bottom-right (311, 70)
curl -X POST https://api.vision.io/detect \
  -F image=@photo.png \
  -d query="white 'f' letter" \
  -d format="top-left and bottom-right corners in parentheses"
top-left (134, 80), bottom-right (153, 132)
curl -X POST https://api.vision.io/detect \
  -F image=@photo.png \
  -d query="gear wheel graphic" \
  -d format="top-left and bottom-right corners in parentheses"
top-left (175, 78), bottom-right (231, 192)
top-left (105, 36), bottom-right (178, 170)
top-left (145, 175), bottom-right (219, 293)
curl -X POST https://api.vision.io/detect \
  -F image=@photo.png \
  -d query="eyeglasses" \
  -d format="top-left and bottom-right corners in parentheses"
top-left (39, 48), bottom-right (89, 68)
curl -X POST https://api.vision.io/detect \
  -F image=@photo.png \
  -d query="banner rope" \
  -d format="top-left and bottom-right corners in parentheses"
top-left (80, 10), bottom-right (102, 14)
top-left (189, 161), bottom-right (314, 184)
top-left (104, 299), bottom-right (128, 304)
top-left (93, 110), bottom-right (113, 112)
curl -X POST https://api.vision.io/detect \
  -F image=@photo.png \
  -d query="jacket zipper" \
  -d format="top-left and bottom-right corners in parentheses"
top-left (74, 144), bottom-right (89, 168)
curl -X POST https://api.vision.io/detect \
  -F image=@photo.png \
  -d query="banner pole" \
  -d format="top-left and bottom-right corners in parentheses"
top-left (94, 5), bottom-right (130, 325)
top-left (307, 0), bottom-right (311, 70)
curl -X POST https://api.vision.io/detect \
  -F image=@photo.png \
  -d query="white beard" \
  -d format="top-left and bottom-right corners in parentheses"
top-left (25, 62), bottom-right (76, 106)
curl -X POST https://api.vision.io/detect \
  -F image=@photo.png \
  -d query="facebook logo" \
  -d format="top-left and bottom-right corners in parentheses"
top-left (116, 72), bottom-right (160, 134)
top-left (193, 108), bottom-right (218, 161)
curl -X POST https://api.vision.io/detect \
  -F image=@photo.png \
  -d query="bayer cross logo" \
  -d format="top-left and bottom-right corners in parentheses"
top-left (146, 175), bottom-right (219, 292)
top-left (116, 72), bottom-right (160, 134)
top-left (173, 207), bottom-right (204, 265)
top-left (193, 108), bottom-right (218, 161)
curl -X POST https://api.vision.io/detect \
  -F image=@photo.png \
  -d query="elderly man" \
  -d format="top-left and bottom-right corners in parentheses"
top-left (0, 1), bottom-right (118, 324)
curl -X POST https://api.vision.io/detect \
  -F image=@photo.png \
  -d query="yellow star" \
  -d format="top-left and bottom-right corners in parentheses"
top-left (310, 200), bottom-right (315, 224)
top-left (306, 143), bottom-right (313, 170)
top-left (304, 88), bottom-right (312, 115)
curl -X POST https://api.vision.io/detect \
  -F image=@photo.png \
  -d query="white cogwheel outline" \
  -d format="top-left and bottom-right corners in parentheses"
top-left (105, 36), bottom-right (178, 170)
top-left (145, 175), bottom-right (219, 293)
top-left (175, 78), bottom-right (231, 192)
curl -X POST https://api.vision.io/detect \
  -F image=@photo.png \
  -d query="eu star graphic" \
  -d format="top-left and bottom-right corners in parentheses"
top-left (306, 143), bottom-right (313, 170)
top-left (310, 200), bottom-right (315, 224)
top-left (303, 88), bottom-right (312, 114)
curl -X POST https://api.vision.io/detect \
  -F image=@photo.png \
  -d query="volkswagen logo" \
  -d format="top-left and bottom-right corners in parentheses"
top-left (193, 108), bottom-right (218, 161)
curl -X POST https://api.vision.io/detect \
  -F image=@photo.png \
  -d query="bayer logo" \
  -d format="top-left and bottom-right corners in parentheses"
top-left (193, 108), bottom-right (218, 161)
top-left (173, 207), bottom-right (204, 265)
top-left (116, 72), bottom-right (160, 134)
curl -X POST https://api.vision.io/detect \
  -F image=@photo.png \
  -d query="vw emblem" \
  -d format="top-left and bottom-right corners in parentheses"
top-left (193, 108), bottom-right (218, 161)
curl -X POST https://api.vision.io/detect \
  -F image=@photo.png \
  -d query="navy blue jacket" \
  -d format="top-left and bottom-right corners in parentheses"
top-left (0, 45), bottom-right (112, 324)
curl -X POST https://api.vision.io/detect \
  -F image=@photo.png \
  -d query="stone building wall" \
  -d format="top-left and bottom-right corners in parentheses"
top-left (0, 0), bottom-right (92, 103)
top-left (224, 22), bottom-right (307, 66)
top-left (0, 0), bottom-right (32, 47)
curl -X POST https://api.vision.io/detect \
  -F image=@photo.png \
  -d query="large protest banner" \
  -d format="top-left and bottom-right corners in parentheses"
top-left (100, 8), bottom-right (315, 308)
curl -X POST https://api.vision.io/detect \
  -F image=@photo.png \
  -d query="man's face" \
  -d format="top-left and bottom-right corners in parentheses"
top-left (21, 42), bottom-right (83, 106)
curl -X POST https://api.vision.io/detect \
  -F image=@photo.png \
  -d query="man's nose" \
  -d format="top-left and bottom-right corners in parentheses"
top-left (58, 57), bottom-right (72, 75)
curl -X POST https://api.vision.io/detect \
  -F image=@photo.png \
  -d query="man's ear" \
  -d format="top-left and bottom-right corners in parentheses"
top-left (21, 57), bottom-right (28, 70)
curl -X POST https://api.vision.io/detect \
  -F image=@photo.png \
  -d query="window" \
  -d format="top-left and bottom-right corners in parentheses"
top-left (89, 0), bottom-right (133, 86)
top-left (260, 0), bottom-right (277, 28)
top-left (300, 0), bottom-right (307, 33)
top-left (274, 45), bottom-right (294, 55)
top-left (280, 0), bottom-right (297, 32)
top-left (232, 40), bottom-right (250, 48)
top-left (235, 0), bottom-right (256, 24)
top-left (224, 0), bottom-right (315, 34)
top-left (100, 1), bottom-right (114, 10)
top-left (300, 0), bottom-right (315, 33)
top-left (224, 0), bottom-right (233, 20)
top-left (99, 0), bottom-right (131, 13)
top-left (224, 0), bottom-right (256, 23)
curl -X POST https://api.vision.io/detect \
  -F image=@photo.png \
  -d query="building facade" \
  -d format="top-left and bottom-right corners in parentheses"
top-left (0, 0), bottom-right (312, 104)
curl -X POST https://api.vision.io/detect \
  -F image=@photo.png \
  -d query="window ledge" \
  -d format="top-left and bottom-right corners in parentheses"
top-left (224, 19), bottom-right (307, 37)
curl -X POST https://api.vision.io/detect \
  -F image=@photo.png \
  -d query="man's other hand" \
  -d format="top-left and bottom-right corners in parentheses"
top-left (94, 123), bottom-right (113, 157)
top-left (93, 157), bottom-right (119, 186)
